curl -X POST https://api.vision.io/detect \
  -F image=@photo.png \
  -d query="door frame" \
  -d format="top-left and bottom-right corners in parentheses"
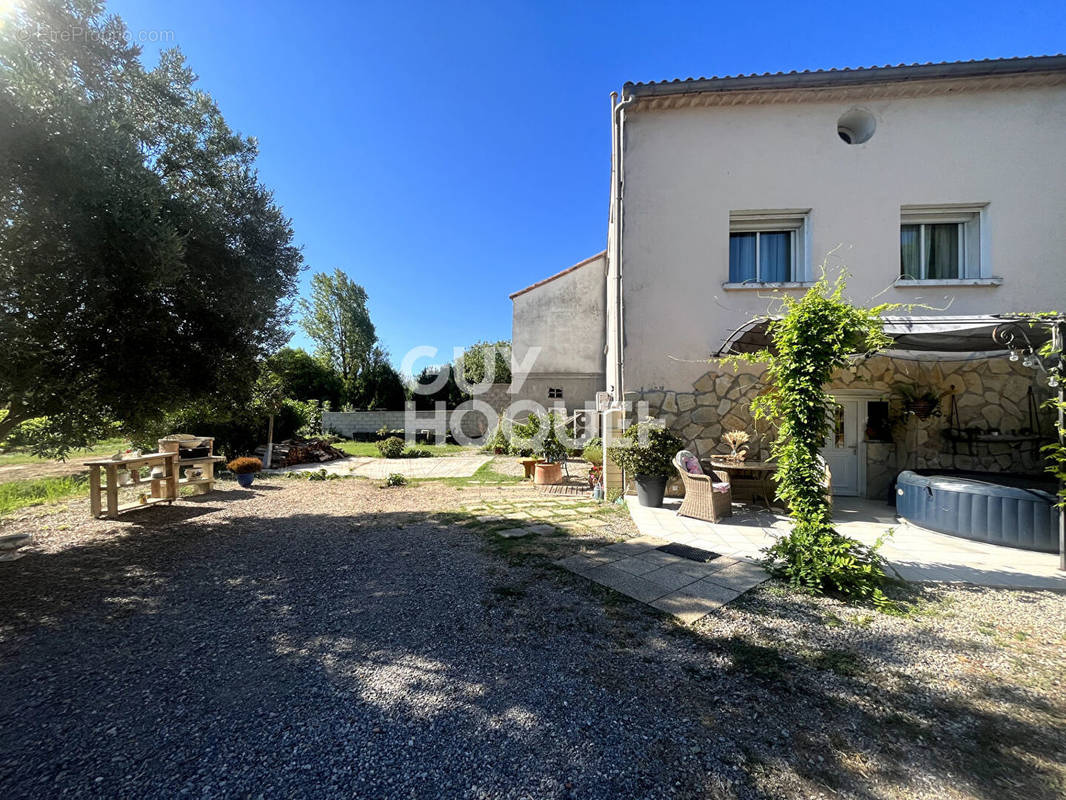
top-left (828, 390), bottom-right (885, 498)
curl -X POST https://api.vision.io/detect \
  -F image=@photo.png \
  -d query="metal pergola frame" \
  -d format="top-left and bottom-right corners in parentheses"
top-left (716, 314), bottom-right (1065, 572)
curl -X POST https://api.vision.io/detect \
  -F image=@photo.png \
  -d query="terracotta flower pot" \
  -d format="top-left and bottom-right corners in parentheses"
top-left (533, 461), bottom-right (563, 485)
top-left (520, 458), bottom-right (539, 479)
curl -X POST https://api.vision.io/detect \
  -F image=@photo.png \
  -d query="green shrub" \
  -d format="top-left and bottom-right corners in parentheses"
top-left (385, 472), bottom-right (407, 487)
top-left (484, 419), bottom-right (510, 454)
top-left (376, 436), bottom-right (404, 458)
top-left (582, 445), bottom-right (603, 466)
top-left (304, 468), bottom-right (340, 481)
top-left (511, 412), bottom-right (567, 462)
top-left (607, 421), bottom-right (683, 479)
top-left (402, 447), bottom-right (432, 458)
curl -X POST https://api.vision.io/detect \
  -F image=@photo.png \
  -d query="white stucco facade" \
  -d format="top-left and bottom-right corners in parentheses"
top-left (613, 75), bottom-right (1066, 393)
top-left (509, 58), bottom-right (1065, 494)
top-left (509, 252), bottom-right (606, 409)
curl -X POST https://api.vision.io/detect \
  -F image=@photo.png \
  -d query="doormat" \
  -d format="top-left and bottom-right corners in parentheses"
top-left (656, 543), bottom-right (721, 563)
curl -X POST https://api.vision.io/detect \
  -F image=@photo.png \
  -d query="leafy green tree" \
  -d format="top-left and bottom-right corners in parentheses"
top-left (299, 269), bottom-right (376, 383)
top-left (0, 0), bottom-right (301, 455)
top-left (459, 340), bottom-right (512, 387)
top-left (347, 346), bottom-right (407, 410)
top-left (266, 347), bottom-right (344, 407)
top-left (412, 365), bottom-right (467, 410)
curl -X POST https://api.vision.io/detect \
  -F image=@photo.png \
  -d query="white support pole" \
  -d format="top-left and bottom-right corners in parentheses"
top-left (1055, 321), bottom-right (1065, 574)
top-left (265, 414), bottom-right (275, 471)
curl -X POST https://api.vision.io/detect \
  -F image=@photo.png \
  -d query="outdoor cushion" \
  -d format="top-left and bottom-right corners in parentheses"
top-left (712, 482), bottom-right (730, 493)
top-left (682, 455), bottom-right (703, 475)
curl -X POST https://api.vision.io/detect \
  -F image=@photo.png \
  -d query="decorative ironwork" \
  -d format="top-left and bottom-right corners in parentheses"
top-left (993, 321), bottom-right (1061, 388)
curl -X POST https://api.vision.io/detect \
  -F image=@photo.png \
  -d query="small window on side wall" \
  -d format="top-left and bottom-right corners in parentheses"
top-left (547, 387), bottom-right (563, 399)
top-left (728, 211), bottom-right (809, 284)
top-left (899, 206), bottom-right (983, 281)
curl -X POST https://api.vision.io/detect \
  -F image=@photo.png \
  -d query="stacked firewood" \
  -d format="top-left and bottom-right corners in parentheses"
top-left (254, 438), bottom-right (347, 468)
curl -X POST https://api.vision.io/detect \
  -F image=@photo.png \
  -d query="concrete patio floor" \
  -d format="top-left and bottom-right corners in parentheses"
top-left (266, 454), bottom-right (493, 480)
top-left (627, 495), bottom-right (1066, 590)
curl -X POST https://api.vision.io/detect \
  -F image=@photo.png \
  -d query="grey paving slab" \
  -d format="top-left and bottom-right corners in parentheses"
top-left (612, 557), bottom-right (662, 576)
top-left (640, 565), bottom-right (701, 593)
top-left (582, 550), bottom-right (625, 566)
top-left (497, 528), bottom-right (533, 539)
top-left (555, 554), bottom-right (600, 576)
top-left (650, 582), bottom-right (741, 624)
top-left (680, 578), bottom-right (748, 605)
top-left (632, 549), bottom-right (688, 568)
top-left (701, 560), bottom-right (769, 592)
top-left (603, 539), bottom-right (664, 557)
top-left (526, 523), bottom-right (558, 535)
top-left (584, 565), bottom-right (670, 604)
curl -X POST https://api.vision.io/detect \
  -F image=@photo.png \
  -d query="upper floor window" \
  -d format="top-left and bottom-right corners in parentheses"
top-left (547, 387), bottom-right (563, 399)
top-left (728, 211), bottom-right (809, 284)
top-left (899, 206), bottom-right (984, 281)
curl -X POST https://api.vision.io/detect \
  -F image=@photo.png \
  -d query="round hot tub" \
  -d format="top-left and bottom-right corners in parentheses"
top-left (895, 470), bottom-right (1058, 553)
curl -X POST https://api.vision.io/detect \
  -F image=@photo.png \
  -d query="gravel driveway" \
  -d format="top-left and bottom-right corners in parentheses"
top-left (0, 474), bottom-right (1063, 799)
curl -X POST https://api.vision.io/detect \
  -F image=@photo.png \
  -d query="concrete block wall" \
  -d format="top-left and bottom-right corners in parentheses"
top-left (321, 384), bottom-right (516, 444)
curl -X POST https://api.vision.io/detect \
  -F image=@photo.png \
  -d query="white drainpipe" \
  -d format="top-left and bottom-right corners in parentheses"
top-left (609, 91), bottom-right (636, 408)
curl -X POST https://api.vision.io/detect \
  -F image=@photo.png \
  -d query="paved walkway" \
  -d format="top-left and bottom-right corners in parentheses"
top-left (268, 455), bottom-right (493, 480)
top-left (627, 496), bottom-right (1066, 590)
top-left (457, 493), bottom-right (766, 623)
top-left (556, 540), bottom-right (767, 624)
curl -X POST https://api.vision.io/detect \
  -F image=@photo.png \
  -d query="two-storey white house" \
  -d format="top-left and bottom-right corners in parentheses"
top-left (514, 56), bottom-right (1066, 498)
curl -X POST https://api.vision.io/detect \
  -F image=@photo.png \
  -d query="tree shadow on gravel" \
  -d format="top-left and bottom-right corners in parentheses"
top-left (0, 508), bottom-right (1061, 800)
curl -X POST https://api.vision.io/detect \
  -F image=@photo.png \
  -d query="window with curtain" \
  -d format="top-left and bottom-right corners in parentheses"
top-left (728, 228), bottom-right (796, 282)
top-left (899, 207), bottom-right (983, 281)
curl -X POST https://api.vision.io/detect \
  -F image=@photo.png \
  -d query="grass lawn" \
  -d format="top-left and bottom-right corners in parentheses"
top-left (333, 440), bottom-right (473, 458)
top-left (0, 437), bottom-right (127, 467)
top-left (415, 460), bottom-right (527, 488)
top-left (0, 475), bottom-right (90, 515)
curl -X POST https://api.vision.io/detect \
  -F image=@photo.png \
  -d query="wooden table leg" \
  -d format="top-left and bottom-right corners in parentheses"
top-left (89, 466), bottom-right (102, 518)
top-left (167, 454), bottom-right (178, 501)
top-left (104, 464), bottom-right (119, 518)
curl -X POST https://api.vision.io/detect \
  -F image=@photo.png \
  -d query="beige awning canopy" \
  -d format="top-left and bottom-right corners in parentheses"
top-left (716, 314), bottom-right (1057, 361)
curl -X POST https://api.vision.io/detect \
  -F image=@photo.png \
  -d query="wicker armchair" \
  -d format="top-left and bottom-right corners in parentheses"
top-left (673, 450), bottom-right (733, 523)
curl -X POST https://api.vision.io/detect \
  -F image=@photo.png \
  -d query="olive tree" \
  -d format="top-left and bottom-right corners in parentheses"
top-left (0, 1), bottom-right (301, 455)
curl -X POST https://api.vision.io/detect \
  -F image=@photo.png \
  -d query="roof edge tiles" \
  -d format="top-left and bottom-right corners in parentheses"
top-left (509, 251), bottom-right (606, 300)
top-left (624, 55), bottom-right (1066, 98)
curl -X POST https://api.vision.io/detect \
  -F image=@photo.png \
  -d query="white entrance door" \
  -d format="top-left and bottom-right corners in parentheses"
top-left (824, 399), bottom-right (860, 496)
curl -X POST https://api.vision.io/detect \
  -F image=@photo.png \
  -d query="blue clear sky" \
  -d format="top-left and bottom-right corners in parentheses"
top-left (111, 0), bottom-right (1065, 375)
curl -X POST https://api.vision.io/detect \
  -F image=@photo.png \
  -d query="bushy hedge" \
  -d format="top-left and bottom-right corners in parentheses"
top-left (376, 436), bottom-right (405, 458)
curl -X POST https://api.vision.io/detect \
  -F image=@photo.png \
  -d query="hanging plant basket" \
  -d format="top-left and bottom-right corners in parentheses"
top-left (907, 399), bottom-right (938, 420)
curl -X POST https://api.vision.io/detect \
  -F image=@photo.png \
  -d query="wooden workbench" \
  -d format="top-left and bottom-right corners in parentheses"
top-left (84, 452), bottom-right (180, 519)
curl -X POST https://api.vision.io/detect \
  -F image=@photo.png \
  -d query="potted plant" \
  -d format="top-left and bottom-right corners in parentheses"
top-left (228, 457), bottom-right (262, 488)
top-left (512, 412), bottom-right (568, 485)
top-left (895, 385), bottom-right (943, 420)
top-left (607, 421), bottom-right (684, 507)
top-left (721, 429), bottom-right (750, 461)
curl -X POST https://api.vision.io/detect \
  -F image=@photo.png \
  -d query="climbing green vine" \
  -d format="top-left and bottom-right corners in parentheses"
top-left (1018, 314), bottom-right (1066, 511)
top-left (725, 274), bottom-right (897, 604)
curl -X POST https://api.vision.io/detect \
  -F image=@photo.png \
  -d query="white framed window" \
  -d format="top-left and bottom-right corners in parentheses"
top-left (728, 210), bottom-right (809, 284)
top-left (899, 205), bottom-right (984, 281)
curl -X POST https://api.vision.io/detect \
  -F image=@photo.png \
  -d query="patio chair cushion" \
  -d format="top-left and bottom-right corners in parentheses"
top-left (712, 482), bottom-right (730, 493)
top-left (681, 455), bottom-right (703, 475)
